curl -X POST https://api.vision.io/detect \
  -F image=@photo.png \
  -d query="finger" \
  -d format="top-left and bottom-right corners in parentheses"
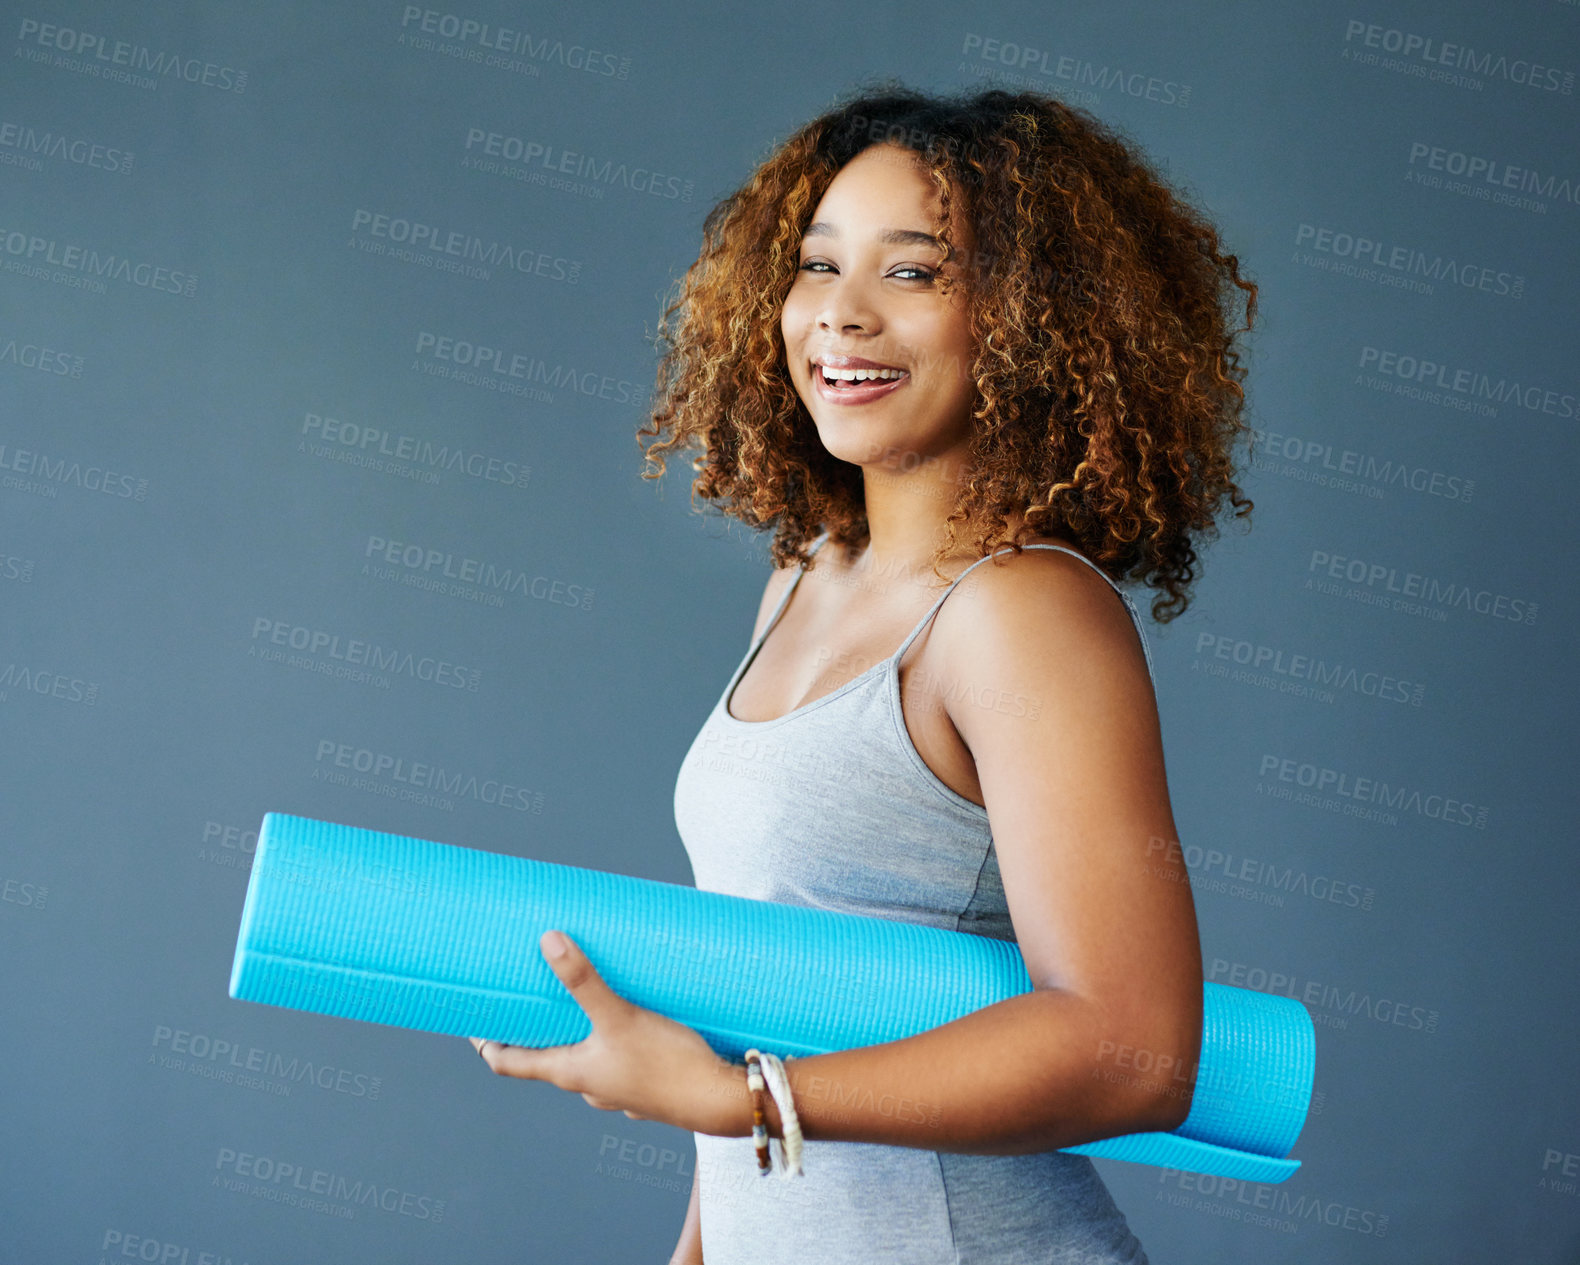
top-left (540, 930), bottom-right (627, 1028)
top-left (469, 1036), bottom-right (517, 1062)
top-left (475, 1038), bottom-right (570, 1084)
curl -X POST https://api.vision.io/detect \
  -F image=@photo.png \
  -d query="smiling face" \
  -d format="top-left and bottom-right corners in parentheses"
top-left (780, 143), bottom-right (979, 478)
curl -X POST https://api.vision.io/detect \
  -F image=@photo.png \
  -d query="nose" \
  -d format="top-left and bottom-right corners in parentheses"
top-left (815, 273), bottom-right (880, 335)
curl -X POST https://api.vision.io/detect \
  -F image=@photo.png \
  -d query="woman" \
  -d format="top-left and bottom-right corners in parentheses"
top-left (470, 82), bottom-right (1257, 1263)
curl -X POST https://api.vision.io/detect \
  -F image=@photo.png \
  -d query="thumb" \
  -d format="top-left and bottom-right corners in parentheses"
top-left (540, 930), bottom-right (624, 1026)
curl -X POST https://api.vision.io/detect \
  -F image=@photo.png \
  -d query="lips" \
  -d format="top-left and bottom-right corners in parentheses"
top-left (813, 353), bottom-right (907, 374)
top-left (810, 357), bottom-right (910, 405)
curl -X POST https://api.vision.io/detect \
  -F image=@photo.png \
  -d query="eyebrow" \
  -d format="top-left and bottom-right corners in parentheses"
top-left (802, 221), bottom-right (943, 250)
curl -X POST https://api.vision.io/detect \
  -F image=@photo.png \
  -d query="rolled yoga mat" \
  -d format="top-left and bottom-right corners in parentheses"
top-left (229, 813), bottom-right (1314, 1182)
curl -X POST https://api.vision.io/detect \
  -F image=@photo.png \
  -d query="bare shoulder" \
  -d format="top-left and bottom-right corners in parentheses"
top-left (936, 539), bottom-right (1153, 709)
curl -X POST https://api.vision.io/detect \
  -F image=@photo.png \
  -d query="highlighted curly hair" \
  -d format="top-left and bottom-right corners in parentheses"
top-left (637, 80), bottom-right (1257, 622)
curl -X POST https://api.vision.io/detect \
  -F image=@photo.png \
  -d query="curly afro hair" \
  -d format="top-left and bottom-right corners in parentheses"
top-left (637, 79), bottom-right (1257, 622)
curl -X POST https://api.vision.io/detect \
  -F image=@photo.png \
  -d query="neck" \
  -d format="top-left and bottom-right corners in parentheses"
top-left (852, 458), bottom-right (1062, 588)
top-left (854, 446), bottom-right (977, 587)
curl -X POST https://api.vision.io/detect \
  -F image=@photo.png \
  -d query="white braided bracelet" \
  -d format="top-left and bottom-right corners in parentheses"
top-left (755, 1052), bottom-right (804, 1177)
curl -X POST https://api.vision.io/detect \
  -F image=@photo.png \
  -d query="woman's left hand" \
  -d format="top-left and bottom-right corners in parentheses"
top-left (467, 930), bottom-right (740, 1136)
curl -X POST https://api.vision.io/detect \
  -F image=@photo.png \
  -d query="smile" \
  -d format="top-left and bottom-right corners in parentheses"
top-left (812, 361), bottom-right (910, 404)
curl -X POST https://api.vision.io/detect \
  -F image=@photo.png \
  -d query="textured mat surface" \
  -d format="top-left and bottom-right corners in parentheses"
top-left (229, 814), bottom-right (1313, 1181)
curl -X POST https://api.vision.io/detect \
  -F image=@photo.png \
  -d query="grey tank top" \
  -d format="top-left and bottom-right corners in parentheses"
top-left (673, 533), bottom-right (1153, 1265)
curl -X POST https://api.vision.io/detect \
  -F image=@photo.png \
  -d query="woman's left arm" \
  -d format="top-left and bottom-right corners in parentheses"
top-left (717, 551), bottom-right (1202, 1154)
top-left (473, 552), bottom-right (1202, 1156)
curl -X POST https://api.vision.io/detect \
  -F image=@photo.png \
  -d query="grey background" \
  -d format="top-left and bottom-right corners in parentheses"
top-left (2, 0), bottom-right (1577, 1261)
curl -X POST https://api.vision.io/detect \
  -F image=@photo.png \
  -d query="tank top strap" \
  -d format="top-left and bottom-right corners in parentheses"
top-left (746, 530), bottom-right (833, 654)
top-left (892, 542), bottom-right (1156, 682)
top-left (891, 549), bottom-right (1006, 662)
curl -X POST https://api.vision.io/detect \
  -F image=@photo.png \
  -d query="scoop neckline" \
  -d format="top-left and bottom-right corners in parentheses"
top-left (715, 533), bottom-right (1148, 728)
top-left (721, 654), bottom-right (894, 728)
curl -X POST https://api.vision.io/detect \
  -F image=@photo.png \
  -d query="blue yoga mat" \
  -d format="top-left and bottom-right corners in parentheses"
top-left (229, 813), bottom-right (1313, 1182)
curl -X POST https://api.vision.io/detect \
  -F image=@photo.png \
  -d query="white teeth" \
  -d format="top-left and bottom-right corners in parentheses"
top-left (818, 365), bottom-right (906, 383)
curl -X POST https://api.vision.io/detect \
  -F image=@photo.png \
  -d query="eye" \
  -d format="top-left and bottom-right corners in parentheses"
top-left (795, 260), bottom-right (935, 282)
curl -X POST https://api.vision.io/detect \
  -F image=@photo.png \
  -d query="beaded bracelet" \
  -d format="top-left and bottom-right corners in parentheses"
top-left (743, 1051), bottom-right (772, 1175)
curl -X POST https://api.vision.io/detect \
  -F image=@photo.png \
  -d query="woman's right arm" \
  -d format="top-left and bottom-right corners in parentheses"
top-left (668, 1166), bottom-right (703, 1264)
